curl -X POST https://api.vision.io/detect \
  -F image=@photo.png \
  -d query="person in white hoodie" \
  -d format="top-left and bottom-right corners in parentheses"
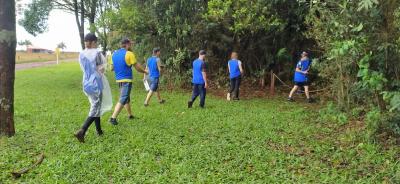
top-left (74, 33), bottom-right (112, 143)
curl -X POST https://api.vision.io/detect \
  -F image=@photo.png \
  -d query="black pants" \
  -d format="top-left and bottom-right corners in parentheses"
top-left (229, 76), bottom-right (241, 100)
top-left (191, 84), bottom-right (206, 107)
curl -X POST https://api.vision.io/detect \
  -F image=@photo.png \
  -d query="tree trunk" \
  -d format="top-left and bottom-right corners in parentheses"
top-left (74, 0), bottom-right (85, 49)
top-left (0, 0), bottom-right (16, 137)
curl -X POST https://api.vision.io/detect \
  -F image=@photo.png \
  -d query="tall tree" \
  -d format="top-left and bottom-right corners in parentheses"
top-left (20, 0), bottom-right (105, 49)
top-left (0, 0), bottom-right (16, 137)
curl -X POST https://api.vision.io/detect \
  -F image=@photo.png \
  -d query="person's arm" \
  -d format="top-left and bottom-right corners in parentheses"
top-left (127, 52), bottom-right (148, 74)
top-left (228, 62), bottom-right (231, 73)
top-left (134, 63), bottom-right (148, 74)
top-left (96, 52), bottom-right (106, 74)
top-left (239, 61), bottom-right (244, 74)
top-left (157, 58), bottom-right (162, 74)
top-left (143, 64), bottom-right (147, 79)
top-left (202, 62), bottom-right (208, 89)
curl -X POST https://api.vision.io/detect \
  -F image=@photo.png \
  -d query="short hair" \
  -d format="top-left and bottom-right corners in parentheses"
top-left (84, 33), bottom-right (97, 42)
top-left (199, 50), bottom-right (206, 56)
top-left (301, 51), bottom-right (309, 57)
top-left (153, 47), bottom-right (161, 54)
top-left (121, 38), bottom-right (131, 45)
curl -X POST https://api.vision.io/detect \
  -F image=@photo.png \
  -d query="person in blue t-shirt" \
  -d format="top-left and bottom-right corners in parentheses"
top-left (227, 52), bottom-right (244, 101)
top-left (188, 50), bottom-right (208, 108)
top-left (288, 51), bottom-right (313, 103)
top-left (144, 48), bottom-right (165, 106)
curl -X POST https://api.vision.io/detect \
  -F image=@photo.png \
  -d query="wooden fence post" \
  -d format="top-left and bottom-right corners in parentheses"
top-left (270, 70), bottom-right (275, 96)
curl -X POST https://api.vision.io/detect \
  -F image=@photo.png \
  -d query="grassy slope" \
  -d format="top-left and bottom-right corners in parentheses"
top-left (0, 63), bottom-right (399, 183)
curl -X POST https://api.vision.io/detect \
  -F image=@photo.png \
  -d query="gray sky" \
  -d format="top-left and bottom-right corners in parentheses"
top-left (17, 1), bottom-right (83, 52)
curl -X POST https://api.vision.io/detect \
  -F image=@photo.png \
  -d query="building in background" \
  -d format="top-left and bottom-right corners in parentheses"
top-left (26, 46), bottom-right (53, 54)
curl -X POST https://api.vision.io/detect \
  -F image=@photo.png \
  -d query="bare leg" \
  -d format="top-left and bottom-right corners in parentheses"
top-left (156, 92), bottom-right (162, 101)
top-left (111, 103), bottom-right (124, 119)
top-left (289, 85), bottom-right (299, 98)
top-left (124, 103), bottom-right (133, 116)
top-left (304, 86), bottom-right (310, 99)
top-left (144, 91), bottom-right (154, 105)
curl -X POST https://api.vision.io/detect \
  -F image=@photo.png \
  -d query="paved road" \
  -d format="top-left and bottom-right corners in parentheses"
top-left (16, 59), bottom-right (76, 71)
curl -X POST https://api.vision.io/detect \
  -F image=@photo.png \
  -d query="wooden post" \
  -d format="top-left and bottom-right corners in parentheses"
top-left (269, 70), bottom-right (275, 96)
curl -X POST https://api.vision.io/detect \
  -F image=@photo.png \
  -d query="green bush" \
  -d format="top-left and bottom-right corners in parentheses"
top-left (318, 102), bottom-right (348, 125)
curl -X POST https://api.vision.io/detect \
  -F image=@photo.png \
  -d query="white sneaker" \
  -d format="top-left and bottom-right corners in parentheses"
top-left (227, 93), bottom-right (231, 101)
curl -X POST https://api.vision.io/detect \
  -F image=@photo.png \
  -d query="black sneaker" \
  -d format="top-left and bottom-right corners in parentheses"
top-left (97, 130), bottom-right (104, 136)
top-left (74, 129), bottom-right (85, 143)
top-left (188, 101), bottom-right (193, 108)
top-left (287, 97), bottom-right (294, 102)
top-left (159, 99), bottom-right (166, 104)
top-left (128, 115), bottom-right (136, 120)
top-left (144, 103), bottom-right (149, 107)
top-left (109, 118), bottom-right (118, 125)
top-left (307, 98), bottom-right (314, 103)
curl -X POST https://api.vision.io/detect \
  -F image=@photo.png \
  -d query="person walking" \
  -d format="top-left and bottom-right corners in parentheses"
top-left (109, 38), bottom-right (148, 125)
top-left (75, 33), bottom-right (112, 143)
top-left (188, 50), bottom-right (208, 108)
top-left (227, 52), bottom-right (243, 101)
top-left (144, 48), bottom-right (165, 106)
top-left (288, 51), bottom-right (313, 103)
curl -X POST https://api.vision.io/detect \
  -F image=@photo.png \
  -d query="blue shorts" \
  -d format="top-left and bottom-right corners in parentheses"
top-left (149, 77), bottom-right (159, 92)
top-left (118, 82), bottom-right (132, 105)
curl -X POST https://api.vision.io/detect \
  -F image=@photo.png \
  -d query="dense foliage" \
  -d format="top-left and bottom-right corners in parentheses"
top-left (20, 0), bottom-right (400, 137)
top-left (98, 0), bottom-right (400, 138)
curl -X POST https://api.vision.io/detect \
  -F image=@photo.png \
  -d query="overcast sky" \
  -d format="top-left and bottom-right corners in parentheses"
top-left (17, 1), bottom-right (84, 52)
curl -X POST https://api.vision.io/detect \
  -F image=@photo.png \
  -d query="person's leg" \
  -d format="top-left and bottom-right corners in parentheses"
top-left (188, 84), bottom-right (199, 108)
top-left (144, 91), bottom-right (153, 106)
top-left (110, 83), bottom-right (131, 124)
top-left (234, 76), bottom-right (241, 100)
top-left (228, 78), bottom-right (235, 101)
top-left (111, 103), bottom-right (124, 119)
top-left (124, 102), bottom-right (133, 117)
top-left (75, 117), bottom-right (95, 143)
top-left (94, 117), bottom-right (103, 135)
top-left (304, 85), bottom-right (311, 100)
top-left (288, 85), bottom-right (299, 99)
top-left (199, 84), bottom-right (206, 108)
top-left (191, 84), bottom-right (200, 102)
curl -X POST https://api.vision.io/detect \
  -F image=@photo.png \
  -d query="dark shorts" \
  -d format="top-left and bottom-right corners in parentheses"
top-left (294, 81), bottom-right (309, 87)
top-left (149, 77), bottom-right (159, 92)
top-left (118, 82), bottom-right (132, 105)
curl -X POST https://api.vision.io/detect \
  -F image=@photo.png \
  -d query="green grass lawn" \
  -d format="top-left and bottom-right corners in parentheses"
top-left (1, 62), bottom-right (399, 183)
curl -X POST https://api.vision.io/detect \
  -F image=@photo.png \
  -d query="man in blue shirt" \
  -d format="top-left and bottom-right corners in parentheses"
top-left (288, 51), bottom-right (312, 103)
top-left (144, 48), bottom-right (165, 106)
top-left (188, 50), bottom-right (208, 108)
top-left (109, 38), bottom-right (148, 125)
top-left (227, 52), bottom-right (244, 101)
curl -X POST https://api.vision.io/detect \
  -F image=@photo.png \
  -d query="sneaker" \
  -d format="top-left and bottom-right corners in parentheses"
top-left (188, 101), bottom-right (193, 108)
top-left (159, 99), bottom-right (166, 104)
top-left (109, 118), bottom-right (118, 125)
top-left (128, 115), bottom-right (136, 120)
top-left (307, 98), bottom-right (314, 103)
top-left (74, 129), bottom-right (85, 143)
top-left (227, 93), bottom-right (231, 101)
top-left (287, 97), bottom-right (294, 102)
top-left (233, 98), bottom-right (240, 101)
top-left (144, 103), bottom-right (149, 107)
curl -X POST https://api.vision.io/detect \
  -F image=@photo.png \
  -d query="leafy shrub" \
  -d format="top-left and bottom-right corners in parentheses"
top-left (318, 102), bottom-right (348, 125)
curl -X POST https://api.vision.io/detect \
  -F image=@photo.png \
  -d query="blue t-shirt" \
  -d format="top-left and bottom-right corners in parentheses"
top-left (228, 59), bottom-right (241, 79)
top-left (112, 48), bottom-right (133, 81)
top-left (192, 59), bottom-right (206, 84)
top-left (147, 56), bottom-right (160, 78)
top-left (294, 59), bottom-right (311, 82)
